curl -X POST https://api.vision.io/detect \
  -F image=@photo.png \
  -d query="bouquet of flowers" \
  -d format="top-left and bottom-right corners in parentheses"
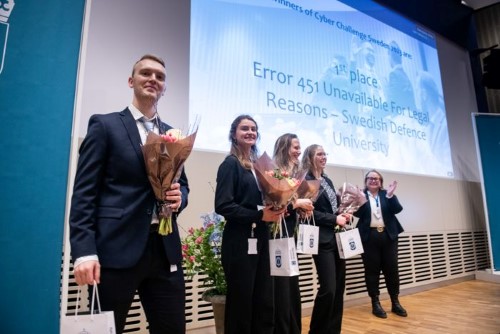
top-left (182, 212), bottom-right (227, 296)
top-left (337, 182), bottom-right (367, 215)
top-left (253, 152), bottom-right (305, 235)
top-left (295, 179), bottom-right (321, 220)
top-left (296, 179), bottom-right (321, 203)
top-left (142, 125), bottom-right (198, 235)
top-left (253, 152), bottom-right (305, 208)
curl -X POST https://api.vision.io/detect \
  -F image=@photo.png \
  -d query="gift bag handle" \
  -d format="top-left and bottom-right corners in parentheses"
top-left (298, 214), bottom-right (306, 225)
top-left (298, 212), bottom-right (316, 227)
top-left (74, 281), bottom-right (102, 320)
top-left (275, 214), bottom-right (290, 239)
top-left (339, 216), bottom-right (355, 232)
top-left (298, 214), bottom-right (307, 226)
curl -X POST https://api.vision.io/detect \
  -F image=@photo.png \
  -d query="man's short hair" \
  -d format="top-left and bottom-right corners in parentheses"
top-left (131, 54), bottom-right (165, 76)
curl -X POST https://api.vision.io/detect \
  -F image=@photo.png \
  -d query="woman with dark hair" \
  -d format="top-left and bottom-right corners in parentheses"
top-left (353, 169), bottom-right (406, 318)
top-left (302, 144), bottom-right (349, 334)
top-left (215, 115), bottom-right (285, 334)
top-left (272, 133), bottom-right (313, 334)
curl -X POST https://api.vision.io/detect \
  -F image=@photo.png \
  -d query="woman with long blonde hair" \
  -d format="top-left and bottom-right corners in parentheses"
top-left (302, 144), bottom-right (350, 334)
top-left (272, 133), bottom-right (313, 334)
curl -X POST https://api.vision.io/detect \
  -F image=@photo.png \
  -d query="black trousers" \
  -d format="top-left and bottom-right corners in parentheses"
top-left (361, 229), bottom-right (400, 298)
top-left (309, 238), bottom-right (346, 334)
top-left (274, 275), bottom-right (301, 334)
top-left (222, 234), bottom-right (274, 334)
top-left (90, 233), bottom-right (185, 334)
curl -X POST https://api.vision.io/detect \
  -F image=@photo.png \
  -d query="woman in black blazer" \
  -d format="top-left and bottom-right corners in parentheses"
top-left (215, 115), bottom-right (285, 334)
top-left (272, 133), bottom-right (313, 334)
top-left (302, 144), bottom-right (350, 334)
top-left (353, 169), bottom-right (407, 318)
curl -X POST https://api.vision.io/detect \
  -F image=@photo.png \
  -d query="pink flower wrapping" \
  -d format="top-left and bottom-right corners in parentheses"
top-left (337, 182), bottom-right (367, 214)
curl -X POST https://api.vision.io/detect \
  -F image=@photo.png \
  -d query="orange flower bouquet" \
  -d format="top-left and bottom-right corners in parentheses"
top-left (142, 126), bottom-right (198, 235)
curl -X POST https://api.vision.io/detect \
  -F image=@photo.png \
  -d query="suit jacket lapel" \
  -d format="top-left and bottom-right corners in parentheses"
top-left (364, 190), bottom-right (372, 216)
top-left (120, 108), bottom-right (146, 168)
top-left (158, 119), bottom-right (172, 134)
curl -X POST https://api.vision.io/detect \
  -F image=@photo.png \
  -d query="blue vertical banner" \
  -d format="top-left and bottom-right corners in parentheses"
top-left (473, 113), bottom-right (500, 271)
top-left (0, 0), bottom-right (85, 332)
top-left (0, 0), bottom-right (14, 74)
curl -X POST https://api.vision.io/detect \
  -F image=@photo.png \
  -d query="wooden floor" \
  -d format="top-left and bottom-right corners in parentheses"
top-left (301, 280), bottom-right (500, 334)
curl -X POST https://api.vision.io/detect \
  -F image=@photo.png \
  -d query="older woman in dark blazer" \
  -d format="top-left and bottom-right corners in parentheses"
top-left (353, 169), bottom-right (407, 318)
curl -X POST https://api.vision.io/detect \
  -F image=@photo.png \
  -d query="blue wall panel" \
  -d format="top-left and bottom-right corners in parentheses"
top-left (0, 1), bottom-right (85, 332)
top-left (474, 114), bottom-right (500, 271)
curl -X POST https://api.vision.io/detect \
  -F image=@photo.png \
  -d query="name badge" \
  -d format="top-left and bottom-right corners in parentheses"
top-left (248, 238), bottom-right (258, 254)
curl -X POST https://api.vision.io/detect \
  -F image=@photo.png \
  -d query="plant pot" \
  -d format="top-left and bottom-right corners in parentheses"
top-left (202, 294), bottom-right (226, 334)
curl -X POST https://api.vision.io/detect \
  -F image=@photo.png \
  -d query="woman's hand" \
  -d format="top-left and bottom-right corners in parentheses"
top-left (297, 209), bottom-right (313, 219)
top-left (262, 205), bottom-right (286, 222)
top-left (293, 198), bottom-right (314, 212)
top-left (386, 180), bottom-right (398, 198)
top-left (336, 213), bottom-right (351, 227)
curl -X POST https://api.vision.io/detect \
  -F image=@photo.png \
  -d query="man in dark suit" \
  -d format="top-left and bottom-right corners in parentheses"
top-left (69, 54), bottom-right (189, 334)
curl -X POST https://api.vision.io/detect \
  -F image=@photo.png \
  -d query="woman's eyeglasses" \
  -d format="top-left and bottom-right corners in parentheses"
top-left (367, 177), bottom-right (380, 181)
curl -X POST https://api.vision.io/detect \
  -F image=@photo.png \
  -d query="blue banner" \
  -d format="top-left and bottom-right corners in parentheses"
top-left (474, 114), bottom-right (500, 271)
top-left (0, 1), bottom-right (85, 332)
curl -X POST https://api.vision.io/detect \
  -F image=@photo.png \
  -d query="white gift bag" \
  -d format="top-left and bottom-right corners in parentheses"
top-left (296, 215), bottom-right (319, 255)
top-left (269, 216), bottom-right (300, 276)
top-left (335, 226), bottom-right (364, 259)
top-left (61, 284), bottom-right (116, 334)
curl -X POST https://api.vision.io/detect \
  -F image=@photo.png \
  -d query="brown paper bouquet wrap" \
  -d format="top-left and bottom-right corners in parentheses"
top-left (141, 128), bottom-right (198, 235)
top-left (296, 179), bottom-right (321, 203)
top-left (253, 152), bottom-right (305, 209)
top-left (253, 152), bottom-right (305, 236)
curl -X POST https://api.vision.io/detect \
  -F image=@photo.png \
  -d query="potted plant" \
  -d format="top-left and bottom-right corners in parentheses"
top-left (182, 212), bottom-right (226, 333)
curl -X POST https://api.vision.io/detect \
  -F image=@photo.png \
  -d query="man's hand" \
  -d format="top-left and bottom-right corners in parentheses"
top-left (165, 182), bottom-right (182, 211)
top-left (74, 260), bottom-right (101, 286)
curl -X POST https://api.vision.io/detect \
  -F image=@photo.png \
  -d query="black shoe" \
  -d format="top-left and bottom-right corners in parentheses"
top-left (391, 302), bottom-right (408, 317)
top-left (372, 301), bottom-right (387, 318)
